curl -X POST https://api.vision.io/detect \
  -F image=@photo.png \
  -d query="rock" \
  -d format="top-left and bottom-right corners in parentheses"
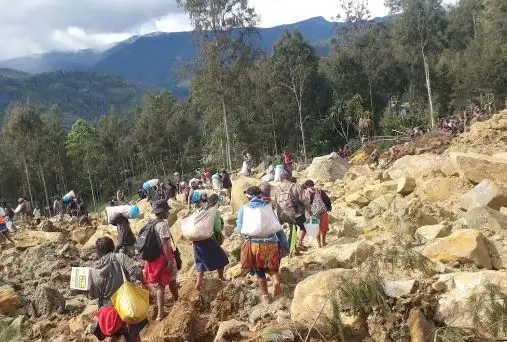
top-left (422, 229), bottom-right (492, 269)
top-left (225, 263), bottom-right (245, 279)
top-left (68, 305), bottom-right (97, 334)
top-left (306, 154), bottom-right (350, 182)
top-left (450, 152), bottom-right (507, 185)
top-left (291, 269), bottom-right (353, 333)
top-left (361, 194), bottom-right (396, 220)
top-left (65, 299), bottom-right (85, 313)
top-left (397, 177), bottom-right (416, 195)
top-left (0, 286), bottom-right (21, 314)
top-left (70, 225), bottom-right (96, 244)
top-left (335, 241), bottom-right (371, 268)
top-left (33, 285), bottom-right (65, 316)
top-left (340, 216), bottom-right (367, 237)
top-left (9, 315), bottom-right (25, 331)
top-left (214, 319), bottom-right (249, 342)
top-left (382, 279), bottom-right (416, 298)
top-left (415, 224), bottom-right (450, 243)
top-left (344, 192), bottom-right (370, 208)
top-left (414, 176), bottom-right (471, 203)
top-left (388, 154), bottom-right (457, 180)
top-left (501, 207), bottom-right (507, 215)
top-left (431, 281), bottom-right (447, 292)
top-left (362, 181), bottom-right (398, 201)
top-left (407, 308), bottom-right (436, 342)
top-left (462, 180), bottom-right (507, 211)
top-left (82, 225), bottom-right (119, 251)
top-left (222, 232), bottom-right (243, 262)
top-left (434, 271), bottom-right (507, 330)
top-left (13, 230), bottom-right (65, 249)
top-left (38, 220), bottom-right (56, 232)
top-left (344, 165), bottom-right (374, 180)
top-left (464, 206), bottom-right (507, 231)
top-left (231, 177), bottom-right (262, 212)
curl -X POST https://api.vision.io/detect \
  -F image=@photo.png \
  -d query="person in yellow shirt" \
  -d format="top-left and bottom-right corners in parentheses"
top-left (0, 207), bottom-right (15, 245)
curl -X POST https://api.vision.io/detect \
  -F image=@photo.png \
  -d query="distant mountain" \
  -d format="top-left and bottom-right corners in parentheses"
top-left (0, 71), bottom-right (145, 126)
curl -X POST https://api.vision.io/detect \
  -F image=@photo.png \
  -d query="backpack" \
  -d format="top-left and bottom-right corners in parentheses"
top-left (136, 220), bottom-right (162, 261)
top-left (277, 184), bottom-right (297, 222)
top-left (310, 190), bottom-right (328, 217)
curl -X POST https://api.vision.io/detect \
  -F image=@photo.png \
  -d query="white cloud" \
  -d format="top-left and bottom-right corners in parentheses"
top-left (0, 0), bottom-right (392, 61)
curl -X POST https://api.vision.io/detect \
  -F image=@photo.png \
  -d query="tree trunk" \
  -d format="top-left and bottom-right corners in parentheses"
top-left (23, 157), bottom-right (33, 204)
top-left (298, 101), bottom-right (308, 163)
top-left (39, 162), bottom-right (50, 217)
top-left (220, 92), bottom-right (233, 172)
top-left (270, 110), bottom-right (278, 155)
top-left (369, 80), bottom-right (374, 117)
top-left (87, 168), bottom-right (97, 209)
top-left (421, 48), bottom-right (435, 129)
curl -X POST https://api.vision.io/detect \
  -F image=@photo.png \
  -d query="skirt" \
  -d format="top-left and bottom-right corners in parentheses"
top-left (319, 212), bottom-right (329, 234)
top-left (193, 239), bottom-right (229, 272)
top-left (251, 242), bottom-right (280, 272)
top-left (144, 253), bottom-right (177, 286)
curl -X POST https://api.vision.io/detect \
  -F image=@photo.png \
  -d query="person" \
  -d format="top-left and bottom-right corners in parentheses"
top-left (243, 151), bottom-right (253, 175)
top-left (192, 194), bottom-right (229, 291)
top-left (204, 170), bottom-right (212, 189)
top-left (116, 189), bottom-right (126, 205)
top-left (69, 198), bottom-right (78, 217)
top-left (342, 145), bottom-right (351, 158)
top-left (110, 214), bottom-right (136, 257)
top-left (89, 237), bottom-right (146, 342)
top-left (273, 171), bottom-right (310, 254)
top-left (281, 148), bottom-right (295, 176)
top-left (33, 205), bottom-right (42, 225)
top-left (237, 186), bottom-right (284, 304)
top-left (211, 172), bottom-right (223, 194)
top-left (3, 202), bottom-right (16, 231)
top-left (0, 206), bottom-right (15, 245)
top-left (143, 200), bottom-right (179, 321)
top-left (53, 197), bottom-right (63, 217)
top-left (370, 148), bottom-right (381, 168)
top-left (261, 163), bottom-right (275, 182)
top-left (302, 180), bottom-right (332, 248)
top-left (173, 172), bottom-right (181, 194)
top-left (187, 180), bottom-right (201, 210)
top-left (221, 170), bottom-right (232, 197)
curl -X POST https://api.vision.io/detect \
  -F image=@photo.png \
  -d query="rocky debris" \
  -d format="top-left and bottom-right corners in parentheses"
top-left (68, 305), bottom-right (96, 334)
top-left (344, 164), bottom-right (375, 179)
top-left (33, 285), bottom-right (65, 316)
top-left (450, 152), bottom-right (507, 185)
top-left (397, 177), bottom-right (416, 195)
top-left (382, 279), bottom-right (416, 298)
top-left (362, 181), bottom-right (398, 201)
top-left (462, 179), bottom-right (507, 211)
top-left (214, 319), bottom-right (249, 342)
top-left (464, 206), bottom-right (507, 231)
top-left (13, 230), bottom-right (65, 250)
top-left (81, 225), bottom-right (118, 252)
top-left (70, 225), bottom-right (96, 245)
top-left (446, 111), bottom-right (507, 155)
top-left (406, 308), bottom-right (436, 342)
top-left (387, 154), bottom-right (457, 180)
top-left (231, 177), bottom-right (262, 212)
top-left (361, 194), bottom-right (396, 220)
top-left (413, 176), bottom-right (472, 204)
top-left (415, 224), bottom-right (451, 243)
top-left (335, 241), bottom-right (371, 268)
top-left (38, 220), bottom-right (57, 232)
top-left (221, 232), bottom-right (242, 263)
top-left (344, 192), bottom-right (370, 208)
top-left (306, 154), bottom-right (350, 182)
top-left (64, 299), bottom-right (85, 313)
top-left (0, 286), bottom-right (21, 314)
top-left (422, 229), bottom-right (492, 269)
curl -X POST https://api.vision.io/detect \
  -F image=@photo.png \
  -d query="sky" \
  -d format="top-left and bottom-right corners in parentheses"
top-left (0, 0), bottom-right (391, 61)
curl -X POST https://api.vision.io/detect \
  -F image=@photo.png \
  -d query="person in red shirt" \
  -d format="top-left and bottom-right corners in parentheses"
top-left (281, 148), bottom-right (295, 176)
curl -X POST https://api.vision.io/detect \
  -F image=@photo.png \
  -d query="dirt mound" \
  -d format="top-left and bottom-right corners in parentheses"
top-left (447, 111), bottom-right (507, 155)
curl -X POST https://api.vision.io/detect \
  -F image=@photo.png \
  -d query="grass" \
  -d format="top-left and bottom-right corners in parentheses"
top-left (468, 283), bottom-right (507, 338)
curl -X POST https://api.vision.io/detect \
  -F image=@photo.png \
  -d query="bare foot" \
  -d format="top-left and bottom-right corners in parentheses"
top-left (261, 294), bottom-right (271, 305)
top-left (273, 283), bottom-right (282, 296)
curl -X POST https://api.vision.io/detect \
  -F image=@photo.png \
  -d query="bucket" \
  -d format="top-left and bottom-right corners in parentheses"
top-left (143, 179), bottom-right (159, 191)
top-left (274, 165), bottom-right (284, 182)
top-left (304, 217), bottom-right (320, 238)
top-left (63, 190), bottom-right (76, 203)
top-left (106, 205), bottom-right (141, 223)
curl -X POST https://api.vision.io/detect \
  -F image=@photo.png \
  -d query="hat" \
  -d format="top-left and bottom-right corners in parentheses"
top-left (153, 199), bottom-right (170, 214)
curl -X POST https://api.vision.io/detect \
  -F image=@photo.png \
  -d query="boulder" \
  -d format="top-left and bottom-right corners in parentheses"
top-left (291, 269), bottom-right (353, 332)
top-left (344, 192), bottom-right (370, 208)
top-left (82, 225), bottom-right (119, 251)
top-left (335, 241), bottom-right (371, 268)
top-left (344, 165), bottom-right (374, 180)
top-left (0, 286), bottom-right (21, 314)
top-left (415, 224), bottom-right (451, 243)
top-left (462, 180), bottom-right (507, 211)
top-left (464, 206), bottom-right (507, 231)
top-left (422, 229), bottom-right (492, 269)
top-left (68, 305), bottom-right (97, 334)
top-left (231, 177), bottom-right (262, 212)
top-left (414, 176), bottom-right (471, 203)
top-left (306, 155), bottom-right (350, 182)
top-left (65, 299), bottom-right (85, 313)
top-left (388, 154), bottom-right (457, 180)
top-left (214, 319), bottom-right (249, 342)
top-left (13, 231), bottom-right (65, 249)
top-left (340, 216), bottom-right (367, 237)
top-left (222, 232), bottom-right (243, 262)
top-left (38, 220), bottom-right (57, 232)
top-left (361, 194), bottom-right (396, 220)
top-left (33, 285), bottom-right (65, 316)
top-left (70, 225), bottom-right (96, 245)
top-left (434, 271), bottom-right (507, 330)
top-left (501, 207), bottom-right (507, 216)
top-left (362, 181), bottom-right (398, 201)
top-left (382, 279), bottom-right (416, 298)
top-left (407, 308), bottom-right (436, 342)
top-left (450, 152), bottom-right (507, 185)
top-left (397, 177), bottom-right (416, 195)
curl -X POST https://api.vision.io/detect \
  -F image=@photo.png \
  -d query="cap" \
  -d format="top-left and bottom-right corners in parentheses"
top-left (153, 199), bottom-right (170, 214)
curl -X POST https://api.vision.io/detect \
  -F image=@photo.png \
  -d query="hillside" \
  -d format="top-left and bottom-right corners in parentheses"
top-left (0, 17), bottom-right (348, 91)
top-left (0, 71), bottom-right (145, 125)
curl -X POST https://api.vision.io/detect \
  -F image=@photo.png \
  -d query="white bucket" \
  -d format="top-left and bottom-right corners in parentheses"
top-left (304, 218), bottom-right (320, 238)
top-left (105, 205), bottom-right (141, 223)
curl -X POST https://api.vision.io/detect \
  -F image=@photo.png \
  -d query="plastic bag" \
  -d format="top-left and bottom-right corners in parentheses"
top-left (111, 267), bottom-right (149, 324)
top-left (304, 218), bottom-right (320, 238)
top-left (181, 206), bottom-right (217, 241)
top-left (240, 205), bottom-right (282, 238)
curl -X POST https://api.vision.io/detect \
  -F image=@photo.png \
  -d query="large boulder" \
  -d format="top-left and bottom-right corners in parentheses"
top-left (70, 225), bottom-right (96, 245)
top-left (450, 152), bottom-right (507, 185)
top-left (422, 229), bottom-right (492, 269)
top-left (291, 269), bottom-right (353, 332)
top-left (397, 177), bottom-right (416, 195)
top-left (362, 181), bottom-right (398, 201)
top-left (82, 225), bottom-right (118, 251)
top-left (335, 241), bottom-right (371, 268)
top-left (462, 180), bottom-right (507, 211)
top-left (306, 155), bottom-right (350, 183)
top-left (361, 194), bottom-right (396, 220)
top-left (221, 232), bottom-right (243, 262)
top-left (0, 286), bottom-right (20, 314)
top-left (387, 154), bottom-right (457, 180)
top-left (33, 285), bottom-right (65, 316)
top-left (464, 206), bottom-right (507, 231)
top-left (13, 230), bottom-right (65, 249)
top-left (231, 177), bottom-right (262, 212)
top-left (414, 176), bottom-right (471, 203)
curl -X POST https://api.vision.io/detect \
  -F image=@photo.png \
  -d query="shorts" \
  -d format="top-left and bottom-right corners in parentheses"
top-left (295, 215), bottom-right (306, 232)
top-left (144, 253), bottom-right (177, 286)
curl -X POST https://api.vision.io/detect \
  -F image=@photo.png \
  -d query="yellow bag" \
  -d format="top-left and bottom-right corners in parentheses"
top-left (111, 266), bottom-right (149, 324)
